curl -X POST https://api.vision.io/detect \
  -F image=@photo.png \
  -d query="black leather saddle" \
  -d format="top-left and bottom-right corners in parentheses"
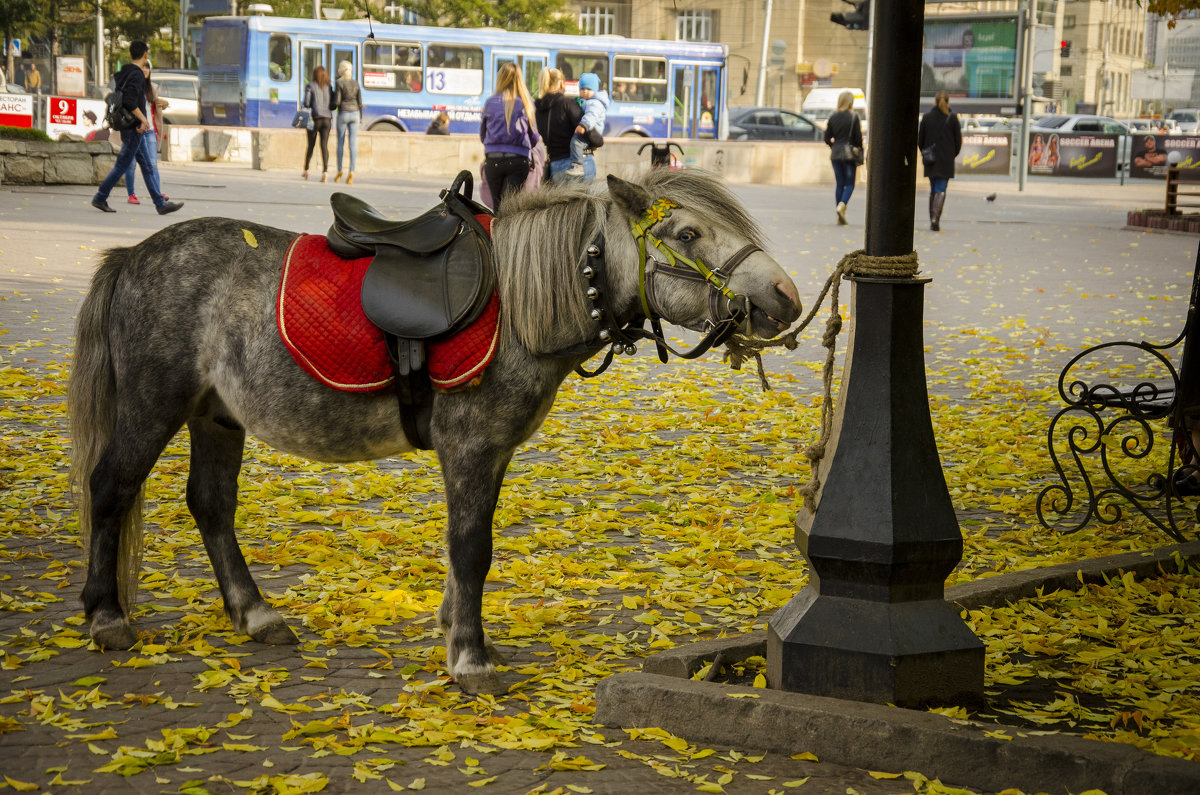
top-left (325, 170), bottom-right (495, 449)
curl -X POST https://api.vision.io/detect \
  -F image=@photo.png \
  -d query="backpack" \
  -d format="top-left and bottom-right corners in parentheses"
top-left (104, 71), bottom-right (138, 131)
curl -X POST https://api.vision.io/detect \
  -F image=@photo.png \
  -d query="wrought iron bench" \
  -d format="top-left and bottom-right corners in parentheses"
top-left (1037, 243), bottom-right (1200, 542)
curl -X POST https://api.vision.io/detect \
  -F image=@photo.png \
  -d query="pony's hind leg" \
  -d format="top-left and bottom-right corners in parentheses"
top-left (186, 415), bottom-right (297, 645)
top-left (82, 419), bottom-right (185, 649)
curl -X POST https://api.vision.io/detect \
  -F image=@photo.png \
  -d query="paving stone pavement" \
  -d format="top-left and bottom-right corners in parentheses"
top-left (1, 164), bottom-right (1195, 794)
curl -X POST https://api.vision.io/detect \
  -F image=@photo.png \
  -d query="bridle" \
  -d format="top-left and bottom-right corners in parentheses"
top-left (559, 197), bottom-right (760, 378)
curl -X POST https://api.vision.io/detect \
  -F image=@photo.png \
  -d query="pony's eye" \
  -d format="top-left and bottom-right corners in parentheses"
top-left (678, 228), bottom-right (700, 243)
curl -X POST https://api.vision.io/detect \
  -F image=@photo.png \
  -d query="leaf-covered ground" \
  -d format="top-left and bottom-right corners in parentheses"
top-left (1, 304), bottom-right (1197, 792)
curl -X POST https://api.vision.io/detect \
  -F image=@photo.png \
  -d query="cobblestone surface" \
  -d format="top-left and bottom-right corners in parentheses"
top-left (1, 165), bottom-right (1193, 793)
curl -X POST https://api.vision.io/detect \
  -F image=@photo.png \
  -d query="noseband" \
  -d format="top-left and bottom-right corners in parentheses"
top-left (563, 197), bottom-right (759, 378)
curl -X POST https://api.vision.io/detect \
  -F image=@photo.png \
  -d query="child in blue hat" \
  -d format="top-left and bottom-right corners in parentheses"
top-left (567, 72), bottom-right (608, 177)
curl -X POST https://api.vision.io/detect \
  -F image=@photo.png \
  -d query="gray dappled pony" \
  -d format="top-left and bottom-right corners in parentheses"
top-left (69, 171), bottom-right (802, 694)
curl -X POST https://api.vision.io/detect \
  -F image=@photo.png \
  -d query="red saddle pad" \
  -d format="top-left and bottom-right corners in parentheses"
top-left (276, 233), bottom-right (500, 392)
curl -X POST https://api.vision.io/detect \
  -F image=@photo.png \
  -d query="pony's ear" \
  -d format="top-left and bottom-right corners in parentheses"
top-left (607, 175), bottom-right (653, 220)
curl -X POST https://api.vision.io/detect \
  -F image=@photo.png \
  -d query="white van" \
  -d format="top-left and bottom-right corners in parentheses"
top-left (801, 87), bottom-right (868, 133)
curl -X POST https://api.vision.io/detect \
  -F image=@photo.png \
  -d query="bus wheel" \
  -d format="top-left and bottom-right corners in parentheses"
top-left (368, 122), bottom-right (404, 132)
top-left (619, 131), bottom-right (647, 138)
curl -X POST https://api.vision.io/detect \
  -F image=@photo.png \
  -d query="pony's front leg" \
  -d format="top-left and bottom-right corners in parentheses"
top-left (438, 444), bottom-right (512, 695)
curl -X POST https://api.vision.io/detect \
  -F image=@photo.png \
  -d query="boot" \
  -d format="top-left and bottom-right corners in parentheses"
top-left (930, 192), bottom-right (946, 232)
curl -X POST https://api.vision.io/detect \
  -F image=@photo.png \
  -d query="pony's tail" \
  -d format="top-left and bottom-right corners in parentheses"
top-left (68, 247), bottom-right (144, 613)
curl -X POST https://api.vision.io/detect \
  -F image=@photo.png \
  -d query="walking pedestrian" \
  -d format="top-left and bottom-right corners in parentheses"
top-left (534, 68), bottom-right (586, 184)
top-left (332, 61), bottom-right (360, 185)
top-left (917, 90), bottom-right (962, 232)
top-left (823, 90), bottom-right (863, 226)
top-left (479, 62), bottom-right (539, 212)
top-left (124, 62), bottom-right (170, 206)
top-left (90, 41), bottom-right (183, 215)
top-left (302, 65), bottom-right (333, 182)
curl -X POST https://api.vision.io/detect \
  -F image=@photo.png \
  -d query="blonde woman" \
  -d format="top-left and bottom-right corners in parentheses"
top-left (333, 60), bottom-right (361, 184)
top-left (822, 90), bottom-right (863, 226)
top-left (479, 62), bottom-right (540, 211)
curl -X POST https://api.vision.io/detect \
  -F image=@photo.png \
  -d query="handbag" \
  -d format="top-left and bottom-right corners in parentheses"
top-left (834, 141), bottom-right (864, 166)
top-left (921, 144), bottom-right (937, 166)
top-left (104, 72), bottom-right (137, 132)
top-left (291, 108), bottom-right (312, 129)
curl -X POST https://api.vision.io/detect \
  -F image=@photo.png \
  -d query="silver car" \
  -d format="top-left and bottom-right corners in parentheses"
top-left (153, 69), bottom-right (200, 126)
top-left (1168, 109), bottom-right (1200, 134)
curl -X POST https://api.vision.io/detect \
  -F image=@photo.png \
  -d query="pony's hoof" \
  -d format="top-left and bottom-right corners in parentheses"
top-left (455, 669), bottom-right (506, 695)
top-left (91, 618), bottom-right (137, 650)
top-left (251, 621), bottom-right (299, 645)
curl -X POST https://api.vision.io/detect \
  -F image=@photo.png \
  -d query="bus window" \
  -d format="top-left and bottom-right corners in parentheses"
top-left (615, 55), bottom-right (667, 103)
top-left (202, 25), bottom-right (246, 67)
top-left (556, 51), bottom-right (608, 90)
top-left (427, 44), bottom-right (483, 94)
top-left (364, 41), bottom-right (422, 91)
top-left (268, 34), bottom-right (291, 82)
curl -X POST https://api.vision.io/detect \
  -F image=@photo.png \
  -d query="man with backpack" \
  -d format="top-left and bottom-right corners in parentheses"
top-left (91, 40), bottom-right (183, 215)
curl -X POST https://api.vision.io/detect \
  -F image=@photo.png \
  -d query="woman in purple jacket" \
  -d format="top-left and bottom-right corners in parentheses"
top-left (479, 62), bottom-right (540, 212)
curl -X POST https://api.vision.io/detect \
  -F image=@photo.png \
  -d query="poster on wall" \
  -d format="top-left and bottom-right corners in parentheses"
top-left (56, 55), bottom-right (87, 97)
top-left (0, 92), bottom-right (34, 128)
top-left (45, 96), bottom-right (108, 139)
top-left (1129, 135), bottom-right (1200, 179)
top-left (921, 15), bottom-right (1018, 100)
top-left (1027, 133), bottom-right (1119, 178)
top-left (958, 133), bottom-right (1011, 175)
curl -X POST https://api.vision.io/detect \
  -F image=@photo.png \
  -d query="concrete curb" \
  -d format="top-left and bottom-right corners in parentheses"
top-left (595, 673), bottom-right (1199, 794)
top-left (597, 540), bottom-right (1200, 792)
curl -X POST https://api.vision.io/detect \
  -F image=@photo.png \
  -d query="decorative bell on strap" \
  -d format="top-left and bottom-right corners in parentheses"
top-left (624, 344), bottom-right (637, 355)
top-left (590, 308), bottom-right (603, 319)
top-left (599, 329), bottom-right (611, 341)
top-left (586, 287), bottom-right (600, 299)
top-left (582, 265), bottom-right (595, 279)
top-left (586, 245), bottom-right (600, 257)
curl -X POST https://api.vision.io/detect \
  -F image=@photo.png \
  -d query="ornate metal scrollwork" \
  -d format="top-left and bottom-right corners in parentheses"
top-left (1037, 335), bottom-right (1199, 543)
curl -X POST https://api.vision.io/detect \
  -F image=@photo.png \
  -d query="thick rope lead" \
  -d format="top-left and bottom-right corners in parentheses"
top-left (724, 249), bottom-right (921, 512)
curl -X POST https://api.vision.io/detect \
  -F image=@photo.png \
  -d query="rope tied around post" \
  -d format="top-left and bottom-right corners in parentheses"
top-left (723, 249), bottom-right (921, 513)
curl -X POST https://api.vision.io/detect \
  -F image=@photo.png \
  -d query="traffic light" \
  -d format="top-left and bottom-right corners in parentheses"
top-left (831, 0), bottom-right (869, 31)
top-left (1061, 40), bottom-right (1071, 57)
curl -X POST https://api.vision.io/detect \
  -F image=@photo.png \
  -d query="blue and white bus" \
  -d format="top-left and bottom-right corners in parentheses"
top-left (199, 15), bottom-right (727, 139)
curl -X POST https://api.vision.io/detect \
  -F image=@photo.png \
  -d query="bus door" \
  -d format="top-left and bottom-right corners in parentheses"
top-left (670, 63), bottom-right (720, 139)
top-left (299, 41), bottom-right (358, 97)
top-left (492, 51), bottom-right (548, 97)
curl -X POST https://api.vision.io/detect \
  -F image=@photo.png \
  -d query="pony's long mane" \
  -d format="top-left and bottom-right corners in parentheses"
top-left (492, 169), bottom-right (765, 355)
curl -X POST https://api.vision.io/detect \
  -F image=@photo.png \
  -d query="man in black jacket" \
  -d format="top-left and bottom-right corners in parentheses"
top-left (91, 40), bottom-right (183, 215)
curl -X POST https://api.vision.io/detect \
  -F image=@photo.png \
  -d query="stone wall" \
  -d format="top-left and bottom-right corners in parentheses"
top-left (0, 139), bottom-right (117, 186)
top-left (159, 125), bottom-right (858, 187)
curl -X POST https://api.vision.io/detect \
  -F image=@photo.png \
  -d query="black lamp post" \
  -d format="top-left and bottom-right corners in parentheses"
top-left (767, 0), bottom-right (985, 707)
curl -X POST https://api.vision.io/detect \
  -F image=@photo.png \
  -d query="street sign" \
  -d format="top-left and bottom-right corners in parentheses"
top-left (1, 39), bottom-right (19, 58)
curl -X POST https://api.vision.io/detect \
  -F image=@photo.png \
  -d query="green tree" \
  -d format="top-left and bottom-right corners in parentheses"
top-left (0, 0), bottom-right (42, 82)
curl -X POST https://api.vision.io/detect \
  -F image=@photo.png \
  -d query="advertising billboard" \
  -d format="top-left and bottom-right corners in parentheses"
top-left (1027, 133), bottom-right (1119, 178)
top-left (45, 96), bottom-right (108, 140)
top-left (1130, 135), bottom-right (1200, 179)
top-left (922, 15), bottom-right (1018, 100)
top-left (958, 133), bottom-right (1011, 175)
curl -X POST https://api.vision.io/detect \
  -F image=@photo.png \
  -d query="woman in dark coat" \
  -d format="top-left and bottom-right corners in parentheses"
top-left (917, 90), bottom-right (962, 232)
top-left (534, 68), bottom-right (587, 183)
top-left (822, 90), bottom-right (863, 226)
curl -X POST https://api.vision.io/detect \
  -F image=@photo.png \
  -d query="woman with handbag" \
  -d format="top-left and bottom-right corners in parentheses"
top-left (479, 62), bottom-right (539, 212)
top-left (917, 90), bottom-right (963, 232)
top-left (302, 65), bottom-right (333, 182)
top-left (823, 91), bottom-right (863, 226)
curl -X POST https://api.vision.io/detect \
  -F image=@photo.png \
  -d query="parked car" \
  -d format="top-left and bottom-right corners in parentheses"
top-left (727, 107), bottom-right (823, 141)
top-left (1168, 108), bottom-right (1200, 134)
top-left (961, 115), bottom-right (1010, 133)
top-left (152, 69), bottom-right (200, 125)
